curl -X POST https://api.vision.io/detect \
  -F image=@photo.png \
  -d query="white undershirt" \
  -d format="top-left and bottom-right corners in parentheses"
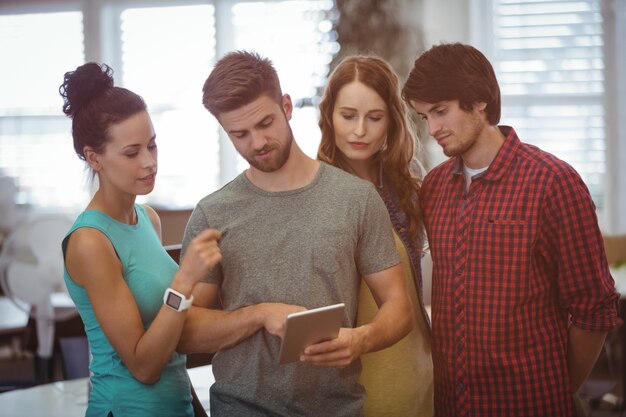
top-left (463, 164), bottom-right (489, 191)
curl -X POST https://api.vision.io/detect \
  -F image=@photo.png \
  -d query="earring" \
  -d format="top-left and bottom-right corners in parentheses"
top-left (381, 136), bottom-right (388, 152)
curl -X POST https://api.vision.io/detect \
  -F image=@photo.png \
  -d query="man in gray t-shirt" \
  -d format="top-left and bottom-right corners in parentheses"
top-left (179, 51), bottom-right (413, 417)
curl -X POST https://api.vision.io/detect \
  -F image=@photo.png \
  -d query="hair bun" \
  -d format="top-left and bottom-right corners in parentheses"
top-left (59, 62), bottom-right (114, 117)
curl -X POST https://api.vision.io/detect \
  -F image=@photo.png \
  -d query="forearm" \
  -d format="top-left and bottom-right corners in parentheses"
top-left (355, 263), bottom-right (414, 354)
top-left (177, 304), bottom-right (266, 354)
top-left (130, 307), bottom-right (189, 382)
top-left (128, 270), bottom-right (206, 379)
top-left (567, 325), bottom-right (607, 393)
top-left (355, 294), bottom-right (414, 354)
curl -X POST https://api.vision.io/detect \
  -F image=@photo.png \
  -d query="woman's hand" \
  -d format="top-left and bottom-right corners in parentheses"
top-left (174, 229), bottom-right (223, 295)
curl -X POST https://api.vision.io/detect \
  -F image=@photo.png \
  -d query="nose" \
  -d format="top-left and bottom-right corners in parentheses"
top-left (428, 119), bottom-right (442, 138)
top-left (140, 148), bottom-right (157, 168)
top-left (354, 117), bottom-right (366, 137)
top-left (250, 130), bottom-right (268, 150)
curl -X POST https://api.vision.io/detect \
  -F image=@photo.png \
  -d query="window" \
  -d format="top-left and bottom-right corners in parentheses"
top-left (0, 0), bottom-right (337, 209)
top-left (229, 1), bottom-right (338, 170)
top-left (0, 11), bottom-right (85, 207)
top-left (472, 0), bottom-right (607, 210)
top-left (120, 4), bottom-right (219, 207)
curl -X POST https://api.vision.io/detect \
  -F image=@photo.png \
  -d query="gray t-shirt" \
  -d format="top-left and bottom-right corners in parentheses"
top-left (182, 162), bottom-right (400, 417)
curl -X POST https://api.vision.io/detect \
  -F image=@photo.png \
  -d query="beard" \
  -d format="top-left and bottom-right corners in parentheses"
top-left (441, 112), bottom-right (484, 157)
top-left (244, 127), bottom-right (294, 173)
top-left (442, 139), bottom-right (473, 157)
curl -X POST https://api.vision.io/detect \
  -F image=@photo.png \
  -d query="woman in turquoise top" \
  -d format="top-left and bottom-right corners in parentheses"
top-left (59, 62), bottom-right (222, 417)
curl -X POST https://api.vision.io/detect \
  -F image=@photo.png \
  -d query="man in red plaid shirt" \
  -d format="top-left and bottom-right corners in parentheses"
top-left (402, 42), bottom-right (622, 417)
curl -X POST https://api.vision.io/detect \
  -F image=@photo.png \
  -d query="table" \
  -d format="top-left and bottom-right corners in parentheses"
top-left (0, 364), bottom-right (214, 417)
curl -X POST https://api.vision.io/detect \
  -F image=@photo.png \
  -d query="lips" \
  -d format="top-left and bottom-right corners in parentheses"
top-left (434, 133), bottom-right (451, 144)
top-left (139, 173), bottom-right (156, 181)
top-left (255, 146), bottom-right (276, 160)
top-left (348, 142), bottom-right (369, 149)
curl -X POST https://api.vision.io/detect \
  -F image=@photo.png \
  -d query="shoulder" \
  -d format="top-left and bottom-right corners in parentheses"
top-left (65, 226), bottom-right (116, 264)
top-left (194, 174), bottom-right (246, 211)
top-left (140, 204), bottom-right (162, 239)
top-left (184, 178), bottom-right (244, 237)
top-left (320, 162), bottom-right (376, 195)
top-left (506, 141), bottom-right (595, 213)
top-left (65, 225), bottom-right (122, 287)
top-left (516, 142), bottom-right (584, 184)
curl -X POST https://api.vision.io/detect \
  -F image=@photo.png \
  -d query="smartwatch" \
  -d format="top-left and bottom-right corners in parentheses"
top-left (163, 288), bottom-right (193, 312)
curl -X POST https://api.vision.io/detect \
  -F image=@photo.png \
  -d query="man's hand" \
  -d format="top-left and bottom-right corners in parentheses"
top-left (299, 264), bottom-right (414, 368)
top-left (260, 303), bottom-right (306, 338)
top-left (298, 326), bottom-right (369, 368)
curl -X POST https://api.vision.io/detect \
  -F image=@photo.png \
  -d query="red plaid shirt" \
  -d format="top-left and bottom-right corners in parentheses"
top-left (420, 127), bottom-right (621, 417)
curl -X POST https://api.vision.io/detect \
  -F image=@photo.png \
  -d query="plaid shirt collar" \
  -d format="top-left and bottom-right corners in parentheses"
top-left (451, 125), bottom-right (520, 182)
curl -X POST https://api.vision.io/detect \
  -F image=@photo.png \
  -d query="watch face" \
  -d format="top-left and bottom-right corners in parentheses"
top-left (166, 292), bottom-right (183, 309)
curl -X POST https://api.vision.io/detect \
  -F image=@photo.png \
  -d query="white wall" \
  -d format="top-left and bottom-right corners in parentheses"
top-left (413, 0), bottom-right (472, 169)
top-left (604, 0), bottom-right (626, 233)
top-left (422, 0), bottom-right (471, 46)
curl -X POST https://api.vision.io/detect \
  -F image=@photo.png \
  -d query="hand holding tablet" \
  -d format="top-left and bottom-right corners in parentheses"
top-left (278, 303), bottom-right (345, 364)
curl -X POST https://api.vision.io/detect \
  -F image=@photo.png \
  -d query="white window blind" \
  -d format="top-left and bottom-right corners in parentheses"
top-left (0, 1), bottom-right (338, 210)
top-left (489, 0), bottom-right (605, 208)
top-left (120, 4), bottom-right (219, 208)
top-left (0, 11), bottom-right (85, 207)
top-left (230, 0), bottom-right (338, 171)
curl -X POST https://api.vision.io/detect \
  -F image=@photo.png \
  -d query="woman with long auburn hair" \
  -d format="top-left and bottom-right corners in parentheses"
top-left (318, 55), bottom-right (433, 417)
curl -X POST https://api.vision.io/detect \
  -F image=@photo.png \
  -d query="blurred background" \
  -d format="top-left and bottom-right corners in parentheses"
top-left (0, 0), bottom-right (624, 234)
top-left (0, 0), bottom-right (625, 414)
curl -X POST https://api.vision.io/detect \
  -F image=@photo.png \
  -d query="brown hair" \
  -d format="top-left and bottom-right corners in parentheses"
top-left (202, 50), bottom-right (283, 118)
top-left (402, 42), bottom-right (501, 125)
top-left (59, 62), bottom-right (146, 161)
top-left (318, 55), bottom-right (423, 244)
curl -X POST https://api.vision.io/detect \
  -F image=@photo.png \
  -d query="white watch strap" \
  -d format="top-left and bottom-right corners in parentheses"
top-left (163, 288), bottom-right (193, 311)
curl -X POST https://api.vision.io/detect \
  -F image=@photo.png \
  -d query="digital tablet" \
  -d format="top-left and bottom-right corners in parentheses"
top-left (278, 303), bottom-right (345, 364)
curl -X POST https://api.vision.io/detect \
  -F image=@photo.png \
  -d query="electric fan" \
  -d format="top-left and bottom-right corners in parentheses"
top-left (0, 213), bottom-right (77, 381)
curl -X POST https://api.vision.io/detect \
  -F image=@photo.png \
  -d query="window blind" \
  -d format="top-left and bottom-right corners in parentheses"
top-left (490, 0), bottom-right (605, 207)
top-left (0, 1), bottom-right (338, 209)
top-left (0, 11), bottom-right (85, 207)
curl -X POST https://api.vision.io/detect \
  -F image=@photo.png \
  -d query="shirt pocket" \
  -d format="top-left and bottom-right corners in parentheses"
top-left (472, 218), bottom-right (534, 294)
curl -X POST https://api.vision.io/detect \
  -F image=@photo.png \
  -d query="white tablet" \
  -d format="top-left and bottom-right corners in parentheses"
top-left (278, 303), bottom-right (345, 364)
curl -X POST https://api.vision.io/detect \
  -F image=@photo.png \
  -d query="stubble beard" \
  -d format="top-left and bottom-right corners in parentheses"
top-left (246, 128), bottom-right (294, 173)
top-left (442, 113), bottom-right (484, 158)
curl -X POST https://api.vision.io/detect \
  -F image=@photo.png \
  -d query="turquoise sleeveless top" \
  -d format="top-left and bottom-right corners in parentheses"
top-left (62, 205), bottom-right (193, 417)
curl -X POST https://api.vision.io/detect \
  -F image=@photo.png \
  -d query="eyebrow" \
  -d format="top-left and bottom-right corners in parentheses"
top-left (228, 115), bottom-right (274, 136)
top-left (427, 103), bottom-right (445, 113)
top-left (415, 103), bottom-right (444, 118)
top-left (337, 106), bottom-right (386, 113)
top-left (121, 134), bottom-right (157, 150)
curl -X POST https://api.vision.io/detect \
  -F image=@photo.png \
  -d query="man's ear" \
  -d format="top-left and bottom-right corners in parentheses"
top-left (83, 146), bottom-right (102, 171)
top-left (475, 102), bottom-right (487, 112)
top-left (281, 94), bottom-right (293, 120)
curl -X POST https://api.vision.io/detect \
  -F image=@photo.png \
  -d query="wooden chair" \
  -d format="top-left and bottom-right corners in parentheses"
top-left (59, 336), bottom-right (89, 380)
top-left (603, 234), bottom-right (626, 266)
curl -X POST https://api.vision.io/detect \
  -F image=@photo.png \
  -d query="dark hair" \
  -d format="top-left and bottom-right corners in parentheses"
top-left (318, 55), bottom-right (423, 246)
top-left (402, 43), bottom-right (501, 125)
top-left (59, 62), bottom-right (147, 161)
top-left (202, 50), bottom-right (283, 118)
